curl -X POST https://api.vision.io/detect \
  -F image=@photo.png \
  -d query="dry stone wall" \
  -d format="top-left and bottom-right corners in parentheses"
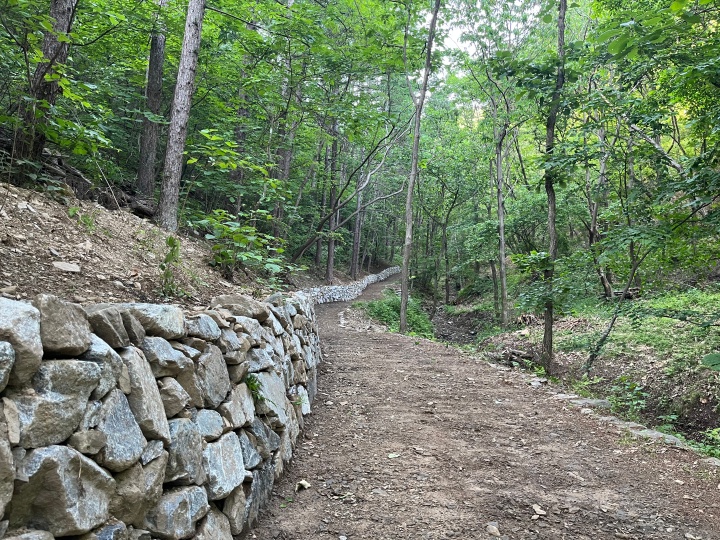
top-left (302, 266), bottom-right (400, 304)
top-left (0, 268), bottom-right (398, 539)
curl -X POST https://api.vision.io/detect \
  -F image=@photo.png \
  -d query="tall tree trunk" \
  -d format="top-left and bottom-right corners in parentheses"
top-left (13, 0), bottom-right (79, 180)
top-left (541, 0), bottom-right (567, 372)
top-left (496, 141), bottom-right (509, 327)
top-left (588, 126), bottom-right (613, 298)
top-left (442, 221), bottom-right (450, 304)
top-left (490, 260), bottom-right (500, 319)
top-left (157, 0), bottom-right (206, 232)
top-left (350, 190), bottom-right (364, 279)
top-left (325, 123), bottom-right (339, 283)
top-left (400, 0), bottom-right (442, 333)
top-left (137, 0), bottom-right (168, 198)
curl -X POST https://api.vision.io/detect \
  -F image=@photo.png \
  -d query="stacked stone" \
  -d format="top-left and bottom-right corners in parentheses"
top-left (305, 266), bottom-right (400, 304)
top-left (0, 290), bottom-right (320, 539)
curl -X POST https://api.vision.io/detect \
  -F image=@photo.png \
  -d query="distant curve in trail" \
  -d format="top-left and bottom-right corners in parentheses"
top-left (249, 280), bottom-right (720, 540)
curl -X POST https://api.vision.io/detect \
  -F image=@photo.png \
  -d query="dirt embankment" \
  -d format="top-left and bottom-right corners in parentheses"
top-left (249, 281), bottom-right (720, 540)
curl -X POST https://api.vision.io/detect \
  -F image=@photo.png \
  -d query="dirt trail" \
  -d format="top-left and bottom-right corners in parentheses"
top-left (249, 280), bottom-right (720, 539)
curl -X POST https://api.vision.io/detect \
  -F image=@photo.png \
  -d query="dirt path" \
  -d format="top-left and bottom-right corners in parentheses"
top-left (249, 280), bottom-right (720, 540)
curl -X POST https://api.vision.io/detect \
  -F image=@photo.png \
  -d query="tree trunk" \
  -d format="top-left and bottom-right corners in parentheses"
top-left (541, 0), bottom-right (567, 372)
top-left (157, 0), bottom-right (206, 232)
top-left (350, 190), bottom-right (364, 279)
top-left (13, 0), bottom-right (79, 179)
top-left (490, 260), bottom-right (500, 320)
top-left (325, 123), bottom-right (339, 283)
top-left (400, 0), bottom-right (442, 333)
top-left (137, 0), bottom-right (168, 198)
top-left (496, 142), bottom-right (509, 327)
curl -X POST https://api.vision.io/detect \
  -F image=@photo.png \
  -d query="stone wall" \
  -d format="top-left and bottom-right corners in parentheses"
top-left (0, 268), bottom-right (397, 540)
top-left (302, 266), bottom-right (400, 304)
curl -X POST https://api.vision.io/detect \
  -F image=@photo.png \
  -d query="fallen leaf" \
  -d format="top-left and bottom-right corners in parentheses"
top-left (295, 479), bottom-right (311, 492)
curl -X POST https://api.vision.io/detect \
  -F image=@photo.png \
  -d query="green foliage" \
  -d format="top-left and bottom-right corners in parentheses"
top-left (244, 373), bottom-right (264, 403)
top-left (609, 375), bottom-right (649, 421)
top-left (360, 290), bottom-right (434, 339)
top-left (159, 235), bottom-right (184, 298)
top-left (68, 206), bottom-right (98, 233)
top-left (191, 209), bottom-right (300, 282)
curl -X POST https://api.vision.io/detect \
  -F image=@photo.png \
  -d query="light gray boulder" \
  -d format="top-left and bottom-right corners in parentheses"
top-left (0, 403), bottom-right (14, 518)
top-left (0, 298), bottom-right (42, 387)
top-left (141, 337), bottom-right (192, 377)
top-left (119, 347), bottom-right (170, 444)
top-left (77, 518), bottom-right (128, 540)
top-left (222, 485), bottom-right (247, 535)
top-left (202, 432), bottom-right (245, 500)
top-left (126, 304), bottom-right (185, 340)
top-left (143, 486), bottom-right (209, 540)
top-left (232, 316), bottom-right (264, 344)
top-left (215, 328), bottom-right (245, 354)
top-left (158, 377), bottom-right (190, 418)
top-left (193, 409), bottom-right (223, 441)
top-left (171, 340), bottom-right (202, 360)
top-left (94, 389), bottom-right (146, 472)
top-left (121, 311), bottom-right (146, 346)
top-left (10, 360), bottom-right (100, 448)
top-left (185, 314), bottom-right (221, 341)
top-left (140, 440), bottom-right (164, 465)
top-left (209, 294), bottom-right (270, 322)
top-left (2, 396), bottom-right (20, 445)
top-left (195, 345), bottom-right (231, 408)
top-left (194, 506), bottom-right (233, 540)
top-left (4, 531), bottom-right (54, 540)
top-left (262, 312), bottom-right (284, 336)
top-left (85, 305), bottom-right (131, 349)
top-left (80, 334), bottom-right (124, 400)
top-left (247, 418), bottom-right (280, 460)
top-left (142, 449), bottom-right (169, 512)
top-left (246, 348), bottom-right (274, 373)
top-left (109, 462), bottom-right (146, 525)
top-left (175, 366), bottom-right (203, 409)
top-left (237, 430), bottom-right (262, 469)
top-left (67, 430), bottom-right (107, 455)
top-left (217, 383), bottom-right (254, 429)
top-left (227, 362), bottom-right (249, 384)
top-left (33, 294), bottom-right (91, 356)
top-left (254, 371), bottom-right (289, 428)
top-left (244, 460), bottom-right (274, 529)
top-left (0, 341), bottom-right (15, 392)
top-left (8, 445), bottom-right (115, 536)
top-left (165, 418), bottom-right (205, 485)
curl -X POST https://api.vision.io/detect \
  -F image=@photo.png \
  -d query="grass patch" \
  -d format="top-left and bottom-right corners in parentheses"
top-left (357, 289), bottom-right (434, 339)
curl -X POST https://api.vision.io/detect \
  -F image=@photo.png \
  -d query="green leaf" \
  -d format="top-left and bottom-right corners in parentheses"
top-left (542, 13), bottom-right (553, 23)
top-left (702, 354), bottom-right (720, 371)
top-left (608, 37), bottom-right (628, 55)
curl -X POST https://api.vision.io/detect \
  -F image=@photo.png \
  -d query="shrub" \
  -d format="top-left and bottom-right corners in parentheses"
top-left (361, 290), bottom-right (434, 338)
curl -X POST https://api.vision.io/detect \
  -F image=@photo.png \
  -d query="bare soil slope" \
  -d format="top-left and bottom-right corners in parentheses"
top-left (250, 280), bottom-right (720, 540)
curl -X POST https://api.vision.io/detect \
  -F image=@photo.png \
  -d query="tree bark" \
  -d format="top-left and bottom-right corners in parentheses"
top-left (496, 140), bottom-right (509, 327)
top-left (541, 0), bottom-right (567, 372)
top-left (137, 0), bottom-right (168, 198)
top-left (157, 0), bottom-right (206, 232)
top-left (400, 0), bottom-right (442, 333)
top-left (13, 0), bottom-right (79, 178)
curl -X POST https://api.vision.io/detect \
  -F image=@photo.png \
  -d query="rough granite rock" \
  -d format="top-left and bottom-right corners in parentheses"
top-left (80, 334), bottom-right (124, 400)
top-left (222, 484), bottom-right (247, 535)
top-left (0, 298), bottom-right (42, 388)
top-left (2, 396), bottom-right (20, 445)
top-left (4, 531), bottom-right (55, 540)
top-left (246, 348), bottom-right (274, 373)
top-left (143, 486), bottom-right (209, 540)
top-left (254, 371), bottom-right (289, 428)
top-left (119, 347), bottom-right (170, 444)
top-left (109, 462), bottom-right (146, 525)
top-left (237, 430), bottom-right (262, 469)
top-left (194, 506), bottom-right (233, 540)
top-left (232, 316), bottom-right (264, 345)
top-left (85, 305), bottom-right (131, 349)
top-left (67, 430), bottom-right (107, 455)
top-left (33, 294), bottom-right (91, 356)
top-left (77, 518), bottom-right (128, 540)
top-left (227, 362), bottom-right (249, 384)
top-left (263, 312), bottom-right (284, 336)
top-left (195, 344), bottom-right (231, 408)
top-left (209, 294), bottom-right (270, 322)
top-left (217, 383), bottom-right (255, 429)
top-left (141, 337), bottom-right (192, 377)
top-left (185, 314), bottom-right (221, 341)
top-left (165, 418), bottom-right (206, 485)
top-left (0, 341), bottom-right (15, 394)
top-left (94, 389), bottom-right (146, 472)
top-left (244, 459), bottom-right (275, 529)
top-left (215, 328), bottom-right (244, 354)
top-left (141, 449), bottom-right (169, 513)
top-left (247, 418), bottom-right (280, 460)
top-left (8, 445), bottom-right (115, 536)
top-left (120, 311), bottom-right (146, 346)
top-left (10, 360), bottom-right (100, 448)
top-left (223, 350), bottom-right (247, 365)
top-left (140, 440), bottom-right (164, 465)
top-left (193, 409), bottom-right (223, 441)
top-left (171, 341), bottom-right (202, 360)
top-left (174, 366), bottom-right (203, 409)
top-left (0, 405), bottom-right (14, 518)
top-left (158, 377), bottom-right (190, 418)
top-left (202, 432), bottom-right (245, 500)
top-left (126, 304), bottom-right (185, 340)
